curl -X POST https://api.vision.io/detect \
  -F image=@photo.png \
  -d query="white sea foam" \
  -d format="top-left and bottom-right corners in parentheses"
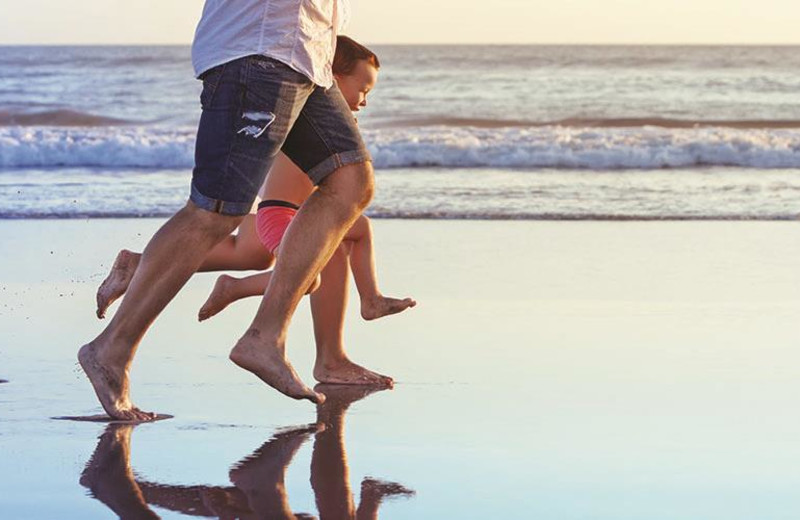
top-left (368, 126), bottom-right (800, 169)
top-left (2, 125), bottom-right (800, 170)
top-left (0, 127), bottom-right (196, 168)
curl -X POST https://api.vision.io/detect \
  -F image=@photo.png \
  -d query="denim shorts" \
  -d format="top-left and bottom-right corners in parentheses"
top-left (191, 55), bottom-right (371, 216)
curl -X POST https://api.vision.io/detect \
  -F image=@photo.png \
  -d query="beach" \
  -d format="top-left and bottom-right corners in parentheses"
top-left (3, 42), bottom-right (800, 518)
top-left (2, 218), bottom-right (800, 518)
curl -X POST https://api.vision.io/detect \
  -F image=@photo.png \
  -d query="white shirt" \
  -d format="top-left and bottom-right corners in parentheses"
top-left (192, 0), bottom-right (350, 88)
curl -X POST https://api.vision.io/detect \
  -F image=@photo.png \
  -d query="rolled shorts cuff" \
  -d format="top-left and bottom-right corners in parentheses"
top-left (190, 182), bottom-right (254, 216)
top-left (307, 149), bottom-right (372, 185)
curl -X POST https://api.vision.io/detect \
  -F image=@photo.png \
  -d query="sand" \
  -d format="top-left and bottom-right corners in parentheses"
top-left (1, 218), bottom-right (799, 519)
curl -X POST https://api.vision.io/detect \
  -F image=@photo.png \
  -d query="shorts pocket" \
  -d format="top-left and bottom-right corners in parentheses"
top-left (199, 64), bottom-right (227, 109)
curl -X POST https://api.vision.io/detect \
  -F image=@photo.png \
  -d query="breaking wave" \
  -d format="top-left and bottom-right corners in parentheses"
top-left (1, 124), bottom-right (800, 170)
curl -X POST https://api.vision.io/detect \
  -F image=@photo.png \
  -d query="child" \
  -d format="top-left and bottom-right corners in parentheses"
top-left (197, 36), bottom-right (415, 321)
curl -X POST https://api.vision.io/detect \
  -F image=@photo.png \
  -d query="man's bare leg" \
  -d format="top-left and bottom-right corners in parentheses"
top-left (344, 215), bottom-right (416, 321)
top-left (230, 162), bottom-right (375, 404)
top-left (312, 243), bottom-right (393, 386)
top-left (96, 214), bottom-right (273, 319)
top-left (80, 201), bottom-right (242, 421)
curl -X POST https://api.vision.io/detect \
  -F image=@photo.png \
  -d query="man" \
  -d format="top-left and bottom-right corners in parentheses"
top-left (79, 0), bottom-right (373, 421)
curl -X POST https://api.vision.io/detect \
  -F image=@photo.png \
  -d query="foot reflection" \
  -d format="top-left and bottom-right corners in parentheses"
top-left (81, 385), bottom-right (414, 519)
top-left (312, 384), bottom-right (415, 520)
top-left (80, 424), bottom-right (160, 520)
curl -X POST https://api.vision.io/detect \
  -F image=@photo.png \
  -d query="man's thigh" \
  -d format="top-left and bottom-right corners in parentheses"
top-left (280, 83), bottom-right (372, 186)
top-left (191, 56), bottom-right (315, 216)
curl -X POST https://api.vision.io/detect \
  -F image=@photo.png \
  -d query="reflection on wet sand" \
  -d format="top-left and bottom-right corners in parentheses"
top-left (80, 425), bottom-right (160, 520)
top-left (81, 385), bottom-right (414, 519)
top-left (312, 385), bottom-right (414, 520)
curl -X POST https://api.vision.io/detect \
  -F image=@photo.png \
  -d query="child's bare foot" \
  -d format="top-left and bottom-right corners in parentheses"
top-left (78, 342), bottom-right (156, 422)
top-left (314, 357), bottom-right (393, 387)
top-left (96, 249), bottom-right (140, 319)
top-left (361, 477), bottom-right (415, 501)
top-left (230, 330), bottom-right (325, 404)
top-left (198, 274), bottom-right (237, 321)
top-left (360, 295), bottom-right (416, 321)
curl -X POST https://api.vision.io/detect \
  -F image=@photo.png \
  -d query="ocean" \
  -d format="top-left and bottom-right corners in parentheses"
top-left (1, 45), bottom-right (800, 219)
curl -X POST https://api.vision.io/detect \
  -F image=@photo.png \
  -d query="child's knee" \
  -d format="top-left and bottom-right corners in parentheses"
top-left (356, 214), bottom-right (372, 229)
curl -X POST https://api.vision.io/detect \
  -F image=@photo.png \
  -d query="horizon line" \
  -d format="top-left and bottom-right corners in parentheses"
top-left (2, 42), bottom-right (800, 47)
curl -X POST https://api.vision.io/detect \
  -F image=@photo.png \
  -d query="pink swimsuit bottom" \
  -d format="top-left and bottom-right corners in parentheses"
top-left (255, 200), bottom-right (300, 254)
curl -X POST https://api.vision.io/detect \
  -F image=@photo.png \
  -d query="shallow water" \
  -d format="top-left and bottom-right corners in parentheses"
top-left (1, 219), bottom-right (800, 518)
top-left (3, 167), bottom-right (800, 220)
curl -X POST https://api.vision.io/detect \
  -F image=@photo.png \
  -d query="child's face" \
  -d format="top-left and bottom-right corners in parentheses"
top-left (335, 60), bottom-right (379, 113)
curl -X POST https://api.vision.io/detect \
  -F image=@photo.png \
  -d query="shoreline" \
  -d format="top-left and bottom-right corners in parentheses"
top-left (1, 214), bottom-right (799, 221)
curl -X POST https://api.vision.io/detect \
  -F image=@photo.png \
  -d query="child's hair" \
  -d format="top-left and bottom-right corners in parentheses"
top-left (333, 36), bottom-right (380, 76)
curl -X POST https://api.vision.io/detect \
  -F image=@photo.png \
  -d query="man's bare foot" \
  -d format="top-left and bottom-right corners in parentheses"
top-left (198, 274), bottom-right (237, 321)
top-left (314, 357), bottom-right (394, 387)
top-left (360, 295), bottom-right (416, 321)
top-left (78, 343), bottom-right (156, 422)
top-left (230, 330), bottom-right (325, 404)
top-left (96, 249), bottom-right (141, 319)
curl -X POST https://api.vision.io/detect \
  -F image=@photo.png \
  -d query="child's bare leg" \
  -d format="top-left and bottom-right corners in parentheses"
top-left (312, 244), bottom-right (393, 386)
top-left (96, 249), bottom-right (141, 319)
top-left (96, 215), bottom-right (274, 319)
top-left (198, 272), bottom-right (272, 321)
top-left (199, 266), bottom-right (320, 322)
top-left (198, 214), bottom-right (274, 272)
top-left (345, 215), bottom-right (416, 321)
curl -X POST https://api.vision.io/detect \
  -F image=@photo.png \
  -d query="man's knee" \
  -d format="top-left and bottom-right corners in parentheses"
top-left (182, 200), bottom-right (244, 238)
top-left (354, 163), bottom-right (375, 209)
top-left (319, 161), bottom-right (375, 211)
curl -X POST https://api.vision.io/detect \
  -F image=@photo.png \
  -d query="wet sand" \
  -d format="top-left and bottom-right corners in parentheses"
top-left (1, 219), bottom-right (799, 519)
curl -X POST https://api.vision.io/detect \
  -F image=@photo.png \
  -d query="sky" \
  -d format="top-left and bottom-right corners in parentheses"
top-left (0, 0), bottom-right (798, 45)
